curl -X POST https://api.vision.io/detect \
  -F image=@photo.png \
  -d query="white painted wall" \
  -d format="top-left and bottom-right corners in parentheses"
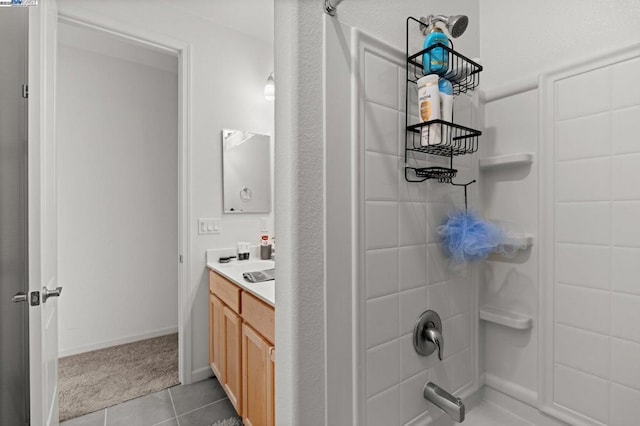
top-left (56, 24), bottom-right (179, 356)
top-left (276, 1), bottom-right (479, 424)
top-left (480, 0), bottom-right (640, 89)
top-left (56, 0), bottom-right (274, 377)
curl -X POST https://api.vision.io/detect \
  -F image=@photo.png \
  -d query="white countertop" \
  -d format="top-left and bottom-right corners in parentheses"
top-left (207, 259), bottom-right (275, 307)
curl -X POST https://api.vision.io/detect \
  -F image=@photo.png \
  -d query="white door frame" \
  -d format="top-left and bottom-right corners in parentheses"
top-left (56, 12), bottom-right (194, 384)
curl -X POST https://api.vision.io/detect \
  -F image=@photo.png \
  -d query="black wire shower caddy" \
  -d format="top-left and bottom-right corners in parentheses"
top-left (404, 16), bottom-right (482, 208)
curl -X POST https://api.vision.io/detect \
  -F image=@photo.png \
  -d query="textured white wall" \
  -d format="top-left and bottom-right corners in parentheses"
top-left (480, 0), bottom-right (640, 88)
top-left (336, 0), bottom-right (479, 58)
top-left (56, 35), bottom-right (179, 356)
top-left (273, 2), bottom-right (324, 424)
top-left (57, 0), bottom-right (274, 376)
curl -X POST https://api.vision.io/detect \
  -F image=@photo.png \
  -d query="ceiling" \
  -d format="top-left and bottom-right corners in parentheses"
top-left (159, 0), bottom-right (274, 43)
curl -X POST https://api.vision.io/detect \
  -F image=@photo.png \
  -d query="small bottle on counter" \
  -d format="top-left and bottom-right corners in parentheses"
top-left (238, 242), bottom-right (251, 260)
top-left (260, 232), bottom-right (272, 260)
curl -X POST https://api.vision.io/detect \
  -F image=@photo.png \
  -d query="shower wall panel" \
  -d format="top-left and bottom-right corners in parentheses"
top-left (539, 48), bottom-right (640, 426)
top-left (353, 29), bottom-right (480, 426)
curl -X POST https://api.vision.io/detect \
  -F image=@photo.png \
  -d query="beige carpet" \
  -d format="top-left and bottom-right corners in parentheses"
top-left (59, 333), bottom-right (179, 422)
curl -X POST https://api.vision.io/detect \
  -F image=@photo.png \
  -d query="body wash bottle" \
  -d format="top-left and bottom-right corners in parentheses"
top-left (438, 78), bottom-right (453, 143)
top-left (422, 26), bottom-right (450, 75)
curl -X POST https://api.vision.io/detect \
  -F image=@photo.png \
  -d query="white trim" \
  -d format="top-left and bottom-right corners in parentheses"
top-left (323, 15), bottom-right (357, 426)
top-left (483, 373), bottom-right (537, 408)
top-left (479, 152), bottom-right (535, 170)
top-left (56, 11), bottom-right (194, 385)
top-left (178, 42), bottom-right (193, 386)
top-left (58, 327), bottom-right (179, 358)
top-left (352, 28), bottom-right (407, 425)
top-left (481, 386), bottom-right (566, 426)
top-left (538, 43), bottom-right (640, 426)
top-left (538, 68), bottom-right (555, 416)
top-left (480, 76), bottom-right (539, 104)
top-left (479, 307), bottom-right (533, 330)
top-left (191, 366), bottom-right (213, 383)
top-left (481, 42), bottom-right (640, 105)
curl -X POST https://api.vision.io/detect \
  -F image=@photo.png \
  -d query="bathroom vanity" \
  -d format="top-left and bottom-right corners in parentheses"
top-left (207, 260), bottom-right (275, 426)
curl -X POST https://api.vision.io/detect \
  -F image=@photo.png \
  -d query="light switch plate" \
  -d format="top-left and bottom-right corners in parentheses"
top-left (198, 218), bottom-right (221, 235)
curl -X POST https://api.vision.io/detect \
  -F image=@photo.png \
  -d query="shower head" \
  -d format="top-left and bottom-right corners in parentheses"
top-left (447, 15), bottom-right (469, 38)
top-left (420, 14), bottom-right (469, 38)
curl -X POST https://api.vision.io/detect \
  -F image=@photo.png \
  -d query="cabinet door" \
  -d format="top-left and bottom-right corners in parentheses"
top-left (242, 323), bottom-right (270, 426)
top-left (223, 305), bottom-right (242, 413)
top-left (267, 347), bottom-right (275, 426)
top-left (210, 294), bottom-right (225, 380)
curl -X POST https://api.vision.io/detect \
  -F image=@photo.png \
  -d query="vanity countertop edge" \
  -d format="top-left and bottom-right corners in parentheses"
top-left (207, 260), bottom-right (275, 307)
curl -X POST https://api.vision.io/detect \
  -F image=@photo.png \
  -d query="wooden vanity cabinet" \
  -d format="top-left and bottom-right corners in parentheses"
top-left (209, 294), bottom-right (224, 379)
top-left (209, 294), bottom-right (242, 413)
top-left (209, 270), bottom-right (275, 425)
top-left (222, 305), bottom-right (242, 412)
top-left (242, 322), bottom-right (272, 426)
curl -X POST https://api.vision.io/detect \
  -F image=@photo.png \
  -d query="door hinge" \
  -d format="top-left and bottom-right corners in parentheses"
top-left (179, 254), bottom-right (183, 264)
top-left (22, 84), bottom-right (28, 99)
top-left (30, 291), bottom-right (40, 306)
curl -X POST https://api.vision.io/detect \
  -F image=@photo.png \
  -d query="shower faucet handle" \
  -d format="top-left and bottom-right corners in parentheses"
top-left (413, 310), bottom-right (444, 360)
top-left (425, 326), bottom-right (443, 361)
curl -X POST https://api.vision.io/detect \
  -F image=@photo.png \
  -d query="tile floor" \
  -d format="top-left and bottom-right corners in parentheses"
top-left (61, 377), bottom-right (241, 426)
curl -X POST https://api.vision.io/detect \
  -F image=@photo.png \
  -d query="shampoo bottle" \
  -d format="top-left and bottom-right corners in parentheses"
top-left (417, 74), bottom-right (441, 146)
top-left (422, 27), bottom-right (450, 75)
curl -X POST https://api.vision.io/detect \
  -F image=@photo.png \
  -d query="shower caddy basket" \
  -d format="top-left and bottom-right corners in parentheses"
top-left (404, 16), bottom-right (483, 208)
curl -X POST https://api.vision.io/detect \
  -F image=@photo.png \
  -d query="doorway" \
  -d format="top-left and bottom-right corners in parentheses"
top-left (55, 19), bottom-right (182, 421)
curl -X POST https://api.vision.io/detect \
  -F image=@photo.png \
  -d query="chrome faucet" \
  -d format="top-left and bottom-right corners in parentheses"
top-left (424, 382), bottom-right (465, 423)
top-left (413, 310), bottom-right (443, 360)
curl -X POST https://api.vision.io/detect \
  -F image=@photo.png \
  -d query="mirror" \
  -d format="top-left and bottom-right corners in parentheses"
top-left (222, 129), bottom-right (272, 213)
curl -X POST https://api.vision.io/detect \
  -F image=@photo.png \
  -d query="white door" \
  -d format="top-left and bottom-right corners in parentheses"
top-left (28, 0), bottom-right (59, 425)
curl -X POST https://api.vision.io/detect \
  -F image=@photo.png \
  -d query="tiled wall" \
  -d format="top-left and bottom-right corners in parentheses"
top-left (546, 56), bottom-right (640, 425)
top-left (358, 33), bottom-right (478, 426)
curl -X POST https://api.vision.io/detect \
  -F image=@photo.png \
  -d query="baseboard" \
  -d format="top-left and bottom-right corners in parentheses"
top-left (191, 365), bottom-right (213, 383)
top-left (58, 326), bottom-right (178, 358)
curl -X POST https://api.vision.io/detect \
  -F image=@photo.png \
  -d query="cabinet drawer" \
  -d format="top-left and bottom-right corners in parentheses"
top-left (241, 291), bottom-right (275, 344)
top-left (210, 271), bottom-right (241, 313)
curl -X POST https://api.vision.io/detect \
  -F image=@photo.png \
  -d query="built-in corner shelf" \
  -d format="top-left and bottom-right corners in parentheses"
top-left (479, 152), bottom-right (534, 170)
top-left (503, 233), bottom-right (534, 248)
top-left (480, 306), bottom-right (532, 330)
